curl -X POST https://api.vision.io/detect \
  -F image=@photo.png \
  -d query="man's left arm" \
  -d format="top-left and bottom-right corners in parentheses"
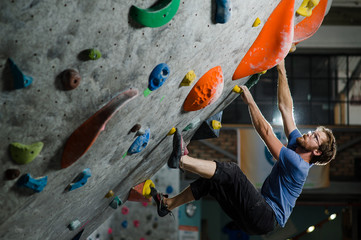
top-left (240, 86), bottom-right (284, 160)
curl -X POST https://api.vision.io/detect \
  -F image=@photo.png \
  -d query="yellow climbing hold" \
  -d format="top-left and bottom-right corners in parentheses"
top-left (296, 0), bottom-right (320, 17)
top-left (212, 120), bottom-right (222, 130)
top-left (180, 70), bottom-right (196, 86)
top-left (167, 127), bottom-right (176, 136)
top-left (260, 70), bottom-right (267, 74)
top-left (232, 85), bottom-right (241, 93)
top-left (142, 179), bottom-right (155, 199)
top-left (289, 43), bottom-right (297, 53)
top-left (252, 17), bottom-right (261, 27)
top-left (105, 190), bottom-right (114, 198)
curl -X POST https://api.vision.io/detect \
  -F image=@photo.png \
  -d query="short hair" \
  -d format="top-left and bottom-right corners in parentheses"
top-left (310, 126), bottom-right (337, 165)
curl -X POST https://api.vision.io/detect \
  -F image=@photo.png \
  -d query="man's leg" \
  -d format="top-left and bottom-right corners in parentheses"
top-left (164, 186), bottom-right (194, 211)
top-left (180, 155), bottom-right (216, 179)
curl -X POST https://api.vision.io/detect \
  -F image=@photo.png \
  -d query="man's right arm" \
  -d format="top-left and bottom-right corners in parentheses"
top-left (277, 60), bottom-right (297, 137)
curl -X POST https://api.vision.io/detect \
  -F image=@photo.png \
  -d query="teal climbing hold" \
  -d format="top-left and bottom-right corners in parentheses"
top-left (9, 142), bottom-right (44, 164)
top-left (8, 58), bottom-right (33, 89)
top-left (88, 49), bottom-right (102, 60)
top-left (130, 0), bottom-right (181, 28)
top-left (245, 73), bottom-right (262, 89)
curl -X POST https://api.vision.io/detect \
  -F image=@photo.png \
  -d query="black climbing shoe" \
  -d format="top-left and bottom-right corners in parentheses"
top-left (151, 187), bottom-right (172, 217)
top-left (167, 128), bottom-right (188, 169)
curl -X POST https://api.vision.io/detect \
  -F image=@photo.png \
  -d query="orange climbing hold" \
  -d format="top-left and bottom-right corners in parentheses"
top-left (232, 0), bottom-right (295, 80)
top-left (128, 180), bottom-right (154, 202)
top-left (293, 0), bottom-right (328, 44)
top-left (183, 66), bottom-right (224, 112)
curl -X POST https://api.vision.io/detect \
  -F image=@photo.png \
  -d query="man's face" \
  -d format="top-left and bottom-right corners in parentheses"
top-left (296, 130), bottom-right (327, 152)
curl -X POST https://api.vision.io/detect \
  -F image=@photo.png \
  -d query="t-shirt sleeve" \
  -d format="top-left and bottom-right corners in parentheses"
top-left (279, 129), bottom-right (304, 172)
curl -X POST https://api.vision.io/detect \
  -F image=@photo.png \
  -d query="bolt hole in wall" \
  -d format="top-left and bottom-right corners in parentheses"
top-left (223, 54), bottom-right (361, 126)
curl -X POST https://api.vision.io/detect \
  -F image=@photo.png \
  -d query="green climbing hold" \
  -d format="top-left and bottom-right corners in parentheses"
top-left (88, 49), bottom-right (102, 60)
top-left (9, 142), bottom-right (44, 164)
top-left (130, 0), bottom-right (181, 28)
top-left (245, 73), bottom-right (262, 90)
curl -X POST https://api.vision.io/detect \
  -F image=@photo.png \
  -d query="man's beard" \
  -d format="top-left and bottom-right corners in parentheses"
top-left (296, 136), bottom-right (314, 152)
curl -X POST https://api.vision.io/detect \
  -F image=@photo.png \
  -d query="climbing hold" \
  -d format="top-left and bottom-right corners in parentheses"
top-left (68, 220), bottom-right (81, 231)
top-left (142, 202), bottom-right (148, 207)
top-left (166, 185), bottom-right (173, 194)
top-left (232, 0), bottom-right (295, 80)
top-left (67, 168), bottom-right (91, 191)
top-left (128, 179), bottom-right (155, 202)
top-left (8, 58), bottom-right (33, 90)
top-left (127, 128), bottom-right (150, 155)
top-left (215, 0), bottom-right (232, 24)
top-left (232, 85), bottom-right (241, 93)
top-left (183, 66), bottom-right (224, 112)
top-left (133, 220), bottom-right (140, 228)
top-left (233, 72), bottom-right (264, 94)
top-left (167, 128), bottom-right (176, 136)
top-left (183, 118), bottom-right (201, 132)
top-left (88, 49), bottom-right (101, 60)
top-left (148, 63), bottom-right (170, 91)
top-left (152, 222), bottom-right (158, 229)
top-left (212, 120), bottom-right (222, 130)
top-left (121, 220), bottom-right (128, 228)
top-left (180, 70), bottom-right (196, 87)
top-left (129, 0), bottom-right (181, 28)
top-left (293, 0), bottom-right (328, 43)
top-left (192, 111), bottom-right (223, 140)
top-left (72, 229), bottom-right (84, 240)
top-left (5, 168), bottom-right (20, 180)
top-left (252, 17), bottom-right (261, 27)
top-left (245, 73), bottom-right (262, 89)
top-left (105, 190), bottom-right (114, 198)
top-left (109, 196), bottom-right (123, 209)
top-left (61, 88), bottom-right (139, 168)
top-left (121, 206), bottom-right (129, 215)
top-left (9, 142), bottom-right (44, 165)
top-left (130, 124), bottom-right (142, 133)
top-left (289, 43), bottom-right (297, 53)
top-left (17, 173), bottom-right (47, 193)
top-left (297, 0), bottom-right (319, 17)
top-left (61, 69), bottom-right (81, 90)
top-left (108, 228), bottom-right (113, 235)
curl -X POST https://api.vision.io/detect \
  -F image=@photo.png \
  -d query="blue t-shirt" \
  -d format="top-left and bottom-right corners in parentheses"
top-left (261, 129), bottom-right (312, 227)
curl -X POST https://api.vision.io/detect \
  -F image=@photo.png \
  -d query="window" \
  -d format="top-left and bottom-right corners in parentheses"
top-left (223, 54), bottom-right (361, 126)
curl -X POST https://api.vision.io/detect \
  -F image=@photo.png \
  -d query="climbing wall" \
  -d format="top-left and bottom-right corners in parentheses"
top-left (0, 0), bottom-right (308, 239)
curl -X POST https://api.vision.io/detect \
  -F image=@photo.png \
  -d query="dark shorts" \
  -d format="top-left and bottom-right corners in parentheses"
top-left (190, 161), bottom-right (276, 235)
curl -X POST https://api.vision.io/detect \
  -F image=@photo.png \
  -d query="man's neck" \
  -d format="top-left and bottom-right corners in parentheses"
top-left (295, 147), bottom-right (312, 164)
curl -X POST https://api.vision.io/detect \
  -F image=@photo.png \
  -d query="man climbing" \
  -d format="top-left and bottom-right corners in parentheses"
top-left (151, 59), bottom-right (337, 235)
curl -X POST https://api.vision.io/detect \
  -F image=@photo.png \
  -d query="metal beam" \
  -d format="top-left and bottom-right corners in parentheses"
top-left (198, 139), bottom-right (238, 162)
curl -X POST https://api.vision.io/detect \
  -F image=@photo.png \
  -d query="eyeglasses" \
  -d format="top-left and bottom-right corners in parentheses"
top-left (308, 131), bottom-right (320, 148)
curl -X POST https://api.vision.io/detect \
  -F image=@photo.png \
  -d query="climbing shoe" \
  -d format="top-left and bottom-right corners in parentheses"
top-left (167, 128), bottom-right (188, 169)
top-left (150, 187), bottom-right (172, 217)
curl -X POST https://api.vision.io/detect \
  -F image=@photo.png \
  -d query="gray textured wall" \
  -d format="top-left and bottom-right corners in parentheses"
top-left (0, 0), bottom-right (303, 239)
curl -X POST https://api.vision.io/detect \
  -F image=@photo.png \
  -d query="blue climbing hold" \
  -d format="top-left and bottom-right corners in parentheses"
top-left (17, 173), bottom-right (47, 192)
top-left (121, 220), bottom-right (128, 228)
top-left (148, 63), bottom-right (170, 91)
top-left (68, 168), bottom-right (91, 191)
top-left (8, 58), bottom-right (33, 89)
top-left (128, 128), bottom-right (150, 155)
top-left (166, 185), bottom-right (173, 194)
top-left (215, 0), bottom-right (232, 24)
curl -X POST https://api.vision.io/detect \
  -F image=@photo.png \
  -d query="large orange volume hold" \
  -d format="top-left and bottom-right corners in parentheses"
top-left (183, 66), bottom-right (223, 112)
top-left (293, 0), bottom-right (328, 43)
top-left (232, 0), bottom-right (295, 80)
